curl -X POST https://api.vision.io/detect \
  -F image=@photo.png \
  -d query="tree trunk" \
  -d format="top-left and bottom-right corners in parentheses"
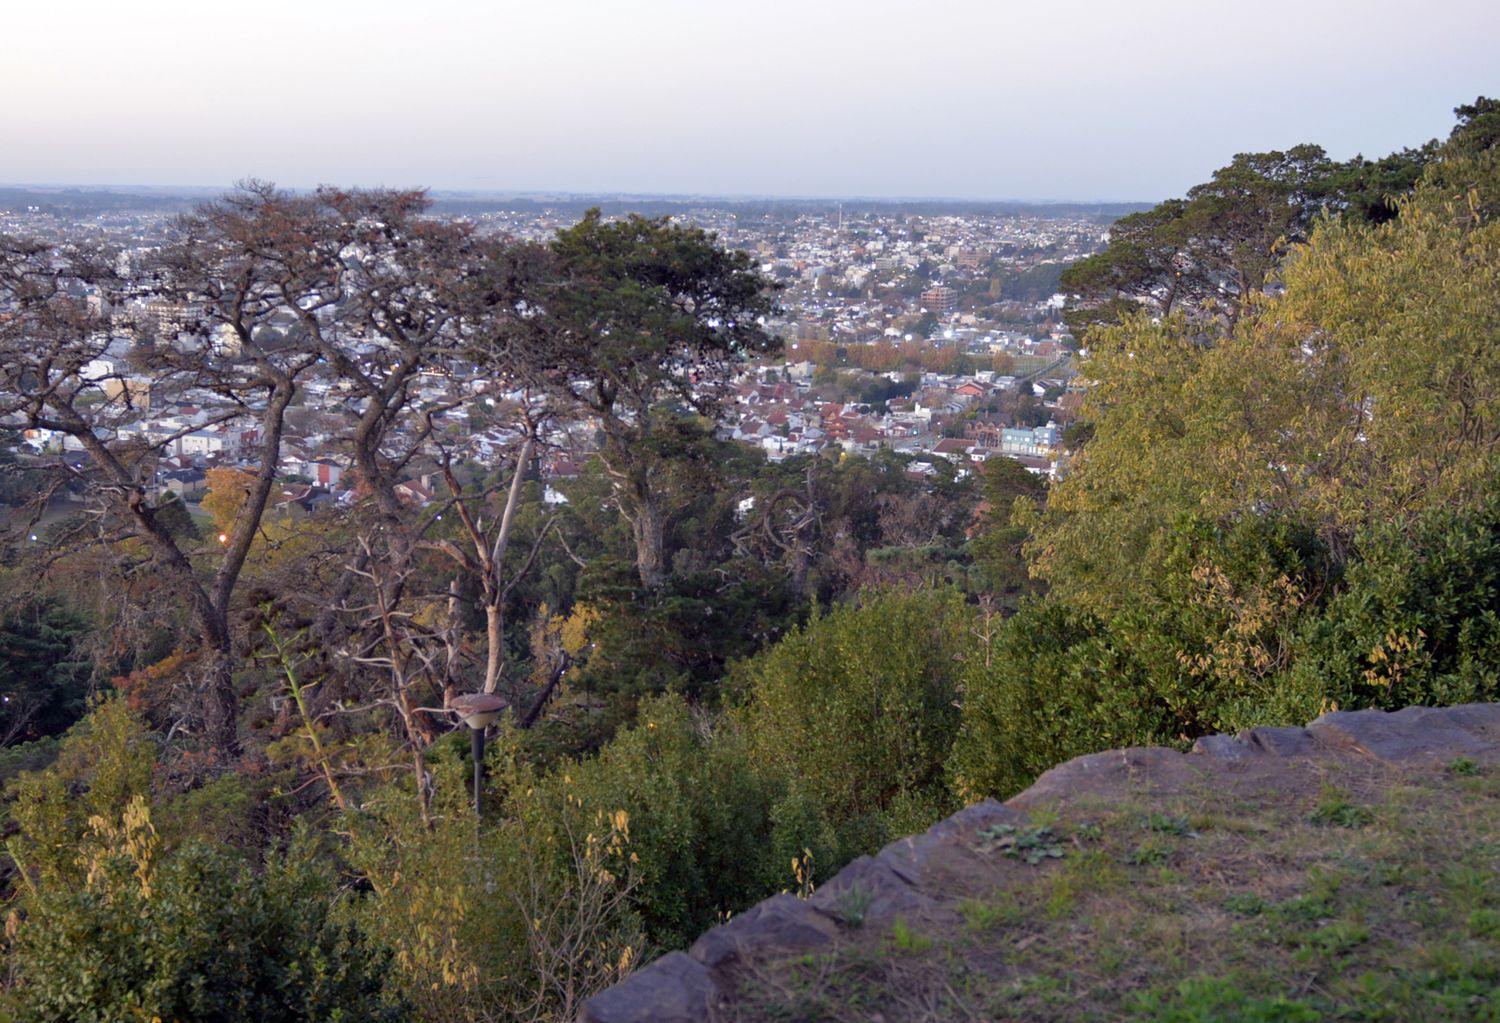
top-left (481, 431), bottom-right (533, 694)
top-left (483, 602), bottom-right (505, 695)
top-left (630, 493), bottom-right (666, 588)
top-left (200, 647), bottom-right (240, 757)
top-left (442, 577), bottom-right (466, 709)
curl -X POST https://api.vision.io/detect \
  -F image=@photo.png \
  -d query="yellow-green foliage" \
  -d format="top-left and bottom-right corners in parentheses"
top-left (5, 812), bottom-right (398, 1023)
top-left (512, 694), bottom-right (826, 952)
top-left (342, 742), bottom-right (534, 1021)
top-left (739, 587), bottom-right (975, 853)
top-left (1031, 154), bottom-right (1500, 616)
top-left (6, 698), bottom-right (154, 890)
top-left (343, 729), bottom-right (646, 1023)
top-left (2, 703), bottom-right (397, 1023)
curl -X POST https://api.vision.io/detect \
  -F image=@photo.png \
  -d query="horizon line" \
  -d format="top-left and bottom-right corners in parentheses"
top-left (0, 181), bottom-right (1157, 207)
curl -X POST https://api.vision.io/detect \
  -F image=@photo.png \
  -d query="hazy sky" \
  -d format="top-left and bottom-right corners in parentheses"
top-left (4, 0), bottom-right (1496, 202)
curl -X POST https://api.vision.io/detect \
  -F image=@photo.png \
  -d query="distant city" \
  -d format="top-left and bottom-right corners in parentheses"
top-left (2, 185), bottom-right (1140, 524)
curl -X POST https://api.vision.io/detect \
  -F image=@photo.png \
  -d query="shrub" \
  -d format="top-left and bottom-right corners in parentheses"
top-left (342, 739), bottom-right (541, 1022)
top-left (948, 598), bottom-right (1177, 800)
top-left (5, 807), bottom-right (398, 1023)
top-left (738, 587), bottom-right (975, 858)
top-left (5, 698), bottom-right (155, 890)
top-left (522, 694), bottom-right (825, 951)
top-left (1284, 503), bottom-right (1500, 717)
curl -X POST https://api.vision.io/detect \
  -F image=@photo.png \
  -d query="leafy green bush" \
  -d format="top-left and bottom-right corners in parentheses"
top-left (519, 694), bottom-right (827, 951)
top-left (342, 737), bottom-right (541, 1022)
top-left (6, 809), bottom-right (399, 1023)
top-left (1119, 513), bottom-right (1330, 736)
top-left (948, 598), bottom-right (1177, 800)
top-left (1283, 503), bottom-right (1500, 717)
top-left (739, 587), bottom-right (975, 857)
top-left (6, 698), bottom-right (155, 890)
top-left (345, 727), bottom-right (650, 1023)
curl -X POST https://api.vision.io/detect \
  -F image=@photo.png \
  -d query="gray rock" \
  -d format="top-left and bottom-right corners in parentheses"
top-left (928, 797), bottom-right (1023, 839)
top-left (688, 893), bottom-right (838, 974)
top-left (581, 951), bottom-right (715, 1023)
top-left (866, 799), bottom-right (1022, 887)
top-left (810, 854), bottom-right (927, 925)
top-left (1193, 725), bottom-right (1326, 760)
top-left (1192, 733), bottom-right (1255, 760)
top-left (1437, 702), bottom-right (1500, 741)
top-left (1309, 705), bottom-right (1495, 764)
top-left (1007, 746), bottom-right (1198, 808)
top-left (586, 701), bottom-right (1500, 1020)
top-left (874, 831), bottom-right (937, 886)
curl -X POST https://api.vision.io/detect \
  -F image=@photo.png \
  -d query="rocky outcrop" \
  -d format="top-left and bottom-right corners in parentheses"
top-left (580, 702), bottom-right (1500, 1023)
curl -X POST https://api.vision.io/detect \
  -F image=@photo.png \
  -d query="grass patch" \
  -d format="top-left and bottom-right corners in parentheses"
top-left (720, 760), bottom-right (1500, 1023)
top-left (959, 893), bottom-right (1022, 932)
top-left (977, 823), bottom-right (1066, 864)
top-left (1309, 785), bottom-right (1375, 828)
top-left (889, 917), bottom-right (931, 953)
top-left (834, 883), bottom-right (873, 929)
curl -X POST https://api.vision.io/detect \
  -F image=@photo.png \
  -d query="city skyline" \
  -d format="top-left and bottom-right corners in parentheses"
top-left (4, 0), bottom-right (1497, 202)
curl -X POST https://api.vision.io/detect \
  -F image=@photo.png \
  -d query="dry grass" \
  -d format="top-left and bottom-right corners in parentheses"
top-left (715, 757), bottom-right (1500, 1022)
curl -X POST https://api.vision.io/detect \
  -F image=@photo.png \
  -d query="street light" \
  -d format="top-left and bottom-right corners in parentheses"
top-left (449, 692), bottom-right (508, 818)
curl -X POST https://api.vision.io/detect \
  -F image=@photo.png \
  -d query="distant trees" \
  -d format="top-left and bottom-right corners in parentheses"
top-left (1061, 145), bottom-right (1343, 332)
top-left (1063, 99), bottom-right (1498, 338)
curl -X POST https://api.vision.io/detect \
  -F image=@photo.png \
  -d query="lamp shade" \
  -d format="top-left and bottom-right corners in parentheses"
top-left (450, 692), bottom-right (508, 730)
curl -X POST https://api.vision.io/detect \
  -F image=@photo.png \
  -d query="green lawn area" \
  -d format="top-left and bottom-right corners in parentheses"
top-left (722, 758), bottom-right (1500, 1022)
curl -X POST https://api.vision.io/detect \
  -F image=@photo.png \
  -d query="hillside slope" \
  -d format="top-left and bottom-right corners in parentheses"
top-left (585, 704), bottom-right (1500, 1022)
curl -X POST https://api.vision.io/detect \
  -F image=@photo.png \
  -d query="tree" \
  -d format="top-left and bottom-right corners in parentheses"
top-left (948, 597), bottom-right (1173, 799)
top-left (1320, 145), bottom-right (1433, 225)
top-left (1446, 96), bottom-right (1500, 157)
top-left (0, 597), bottom-right (91, 744)
top-left (201, 467), bottom-right (254, 539)
top-left (1064, 104), bottom-right (1499, 344)
top-left (1061, 198), bottom-right (1199, 331)
top-left (970, 455), bottom-right (1047, 610)
top-left (0, 192), bottom-right (329, 754)
top-left (255, 188), bottom-right (491, 755)
top-left (1062, 143), bottom-right (1439, 337)
top-left (1031, 147), bottom-right (1500, 614)
top-left (1179, 145), bottom-right (1335, 329)
top-left (496, 210), bottom-right (781, 587)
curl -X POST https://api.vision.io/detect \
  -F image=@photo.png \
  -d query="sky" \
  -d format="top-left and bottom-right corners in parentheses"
top-left (3, 0), bottom-right (1497, 203)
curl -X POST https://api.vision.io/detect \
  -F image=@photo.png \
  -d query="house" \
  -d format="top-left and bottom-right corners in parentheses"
top-left (394, 479), bottom-right (435, 507)
top-left (271, 483), bottom-right (317, 517)
top-left (932, 437), bottom-right (971, 461)
top-left (1000, 422), bottom-right (1060, 458)
top-left (159, 468), bottom-right (207, 498)
top-left (309, 460), bottom-right (346, 488)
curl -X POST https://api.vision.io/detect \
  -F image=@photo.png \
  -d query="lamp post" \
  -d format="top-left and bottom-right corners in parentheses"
top-left (449, 693), bottom-right (508, 818)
